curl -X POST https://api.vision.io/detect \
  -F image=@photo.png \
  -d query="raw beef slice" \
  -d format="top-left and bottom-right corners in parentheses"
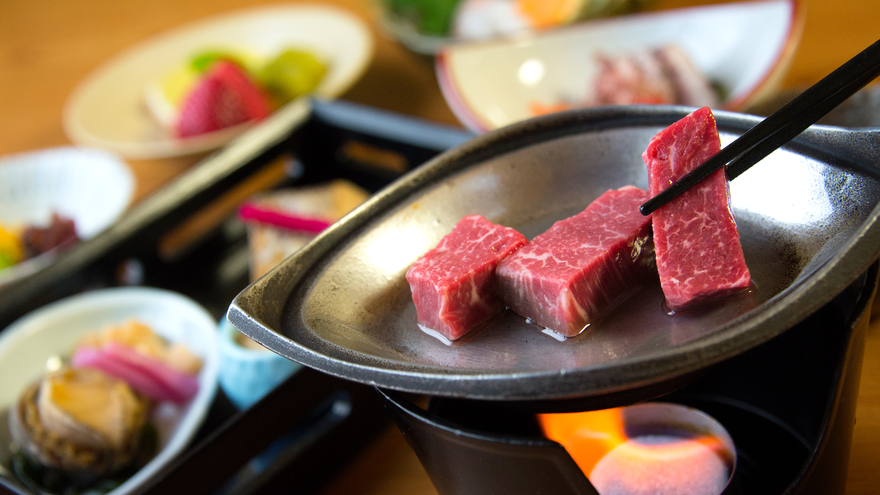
top-left (406, 215), bottom-right (527, 342)
top-left (495, 186), bottom-right (656, 337)
top-left (643, 106), bottom-right (751, 310)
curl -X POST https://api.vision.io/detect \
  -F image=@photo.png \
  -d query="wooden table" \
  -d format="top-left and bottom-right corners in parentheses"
top-left (1, 0), bottom-right (878, 493)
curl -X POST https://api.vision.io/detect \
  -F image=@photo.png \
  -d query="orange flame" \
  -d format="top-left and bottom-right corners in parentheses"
top-left (539, 408), bottom-right (732, 495)
top-left (538, 408), bottom-right (628, 475)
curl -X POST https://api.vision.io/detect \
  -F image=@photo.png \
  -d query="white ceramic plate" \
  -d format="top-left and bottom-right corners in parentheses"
top-left (63, 4), bottom-right (373, 159)
top-left (0, 287), bottom-right (219, 495)
top-left (0, 146), bottom-right (134, 288)
top-left (436, 0), bottom-right (802, 132)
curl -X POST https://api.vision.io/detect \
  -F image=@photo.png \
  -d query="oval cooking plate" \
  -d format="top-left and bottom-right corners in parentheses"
top-left (229, 106), bottom-right (880, 404)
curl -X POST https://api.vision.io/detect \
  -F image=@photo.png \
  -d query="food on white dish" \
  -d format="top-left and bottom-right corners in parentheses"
top-left (381, 0), bottom-right (462, 37)
top-left (383, 0), bottom-right (651, 42)
top-left (592, 45), bottom-right (720, 107)
top-left (406, 214), bottom-right (527, 344)
top-left (21, 212), bottom-right (80, 261)
top-left (7, 320), bottom-right (203, 493)
top-left (144, 48), bottom-right (327, 138)
top-left (495, 186), bottom-right (655, 339)
top-left (531, 45), bottom-right (720, 116)
top-left (452, 0), bottom-right (533, 40)
top-left (0, 225), bottom-right (23, 270)
top-left (0, 212), bottom-right (80, 271)
top-left (643, 107), bottom-right (751, 310)
top-left (72, 320), bottom-right (202, 404)
top-left (171, 60), bottom-right (271, 138)
top-left (73, 320), bottom-right (204, 377)
top-left (9, 367), bottom-right (151, 489)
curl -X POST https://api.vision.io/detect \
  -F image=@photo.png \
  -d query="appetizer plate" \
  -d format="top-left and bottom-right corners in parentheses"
top-left (63, 4), bottom-right (373, 159)
top-left (436, 0), bottom-right (803, 132)
top-left (228, 106), bottom-right (880, 405)
top-left (0, 146), bottom-right (134, 288)
top-left (0, 287), bottom-right (219, 494)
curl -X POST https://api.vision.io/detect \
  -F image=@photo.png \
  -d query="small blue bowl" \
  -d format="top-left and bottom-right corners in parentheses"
top-left (217, 317), bottom-right (300, 409)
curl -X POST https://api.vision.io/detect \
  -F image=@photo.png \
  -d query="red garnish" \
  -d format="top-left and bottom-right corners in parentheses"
top-left (175, 60), bottom-right (272, 138)
top-left (238, 202), bottom-right (333, 234)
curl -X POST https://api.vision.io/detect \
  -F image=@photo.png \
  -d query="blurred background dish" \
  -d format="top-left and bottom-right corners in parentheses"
top-left (376, 0), bottom-right (656, 55)
top-left (0, 287), bottom-right (219, 495)
top-left (436, 0), bottom-right (802, 132)
top-left (218, 179), bottom-right (370, 410)
top-left (0, 146), bottom-right (134, 289)
top-left (240, 179), bottom-right (371, 281)
top-left (63, 4), bottom-right (373, 159)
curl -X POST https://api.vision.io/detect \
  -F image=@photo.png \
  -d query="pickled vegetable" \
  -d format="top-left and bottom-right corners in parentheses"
top-left (0, 225), bottom-right (22, 270)
top-left (257, 49), bottom-right (327, 106)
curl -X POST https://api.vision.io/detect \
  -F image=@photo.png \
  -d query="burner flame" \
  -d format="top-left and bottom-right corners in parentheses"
top-left (539, 404), bottom-right (734, 495)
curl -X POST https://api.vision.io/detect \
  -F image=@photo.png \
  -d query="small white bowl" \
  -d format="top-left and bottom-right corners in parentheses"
top-left (436, 0), bottom-right (803, 132)
top-left (218, 317), bottom-right (301, 410)
top-left (0, 146), bottom-right (134, 287)
top-left (0, 287), bottom-right (219, 495)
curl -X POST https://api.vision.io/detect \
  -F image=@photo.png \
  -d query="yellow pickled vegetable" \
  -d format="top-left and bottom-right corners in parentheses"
top-left (0, 225), bottom-right (22, 269)
top-left (515, 0), bottom-right (584, 28)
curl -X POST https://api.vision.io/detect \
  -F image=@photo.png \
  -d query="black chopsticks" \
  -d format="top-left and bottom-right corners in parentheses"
top-left (640, 37), bottom-right (880, 216)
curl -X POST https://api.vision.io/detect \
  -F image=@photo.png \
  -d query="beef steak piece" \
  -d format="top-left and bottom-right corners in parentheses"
top-left (406, 215), bottom-right (527, 343)
top-left (643, 106), bottom-right (751, 310)
top-left (496, 186), bottom-right (656, 338)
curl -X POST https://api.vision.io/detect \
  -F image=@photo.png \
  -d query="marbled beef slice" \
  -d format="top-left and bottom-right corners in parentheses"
top-left (643, 106), bottom-right (751, 310)
top-left (406, 215), bottom-right (527, 342)
top-left (495, 186), bottom-right (656, 338)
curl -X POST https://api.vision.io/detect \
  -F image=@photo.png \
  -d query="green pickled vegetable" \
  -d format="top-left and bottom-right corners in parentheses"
top-left (0, 251), bottom-right (15, 270)
top-left (383, 0), bottom-right (461, 36)
top-left (189, 50), bottom-right (252, 73)
top-left (257, 49), bottom-right (327, 106)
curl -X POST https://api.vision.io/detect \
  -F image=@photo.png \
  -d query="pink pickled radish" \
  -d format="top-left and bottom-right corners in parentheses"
top-left (238, 202), bottom-right (333, 233)
top-left (73, 343), bottom-right (199, 404)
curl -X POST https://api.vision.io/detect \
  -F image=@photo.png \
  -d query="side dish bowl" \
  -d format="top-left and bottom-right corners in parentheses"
top-left (0, 147), bottom-right (134, 289)
top-left (0, 287), bottom-right (219, 495)
top-left (436, 0), bottom-right (803, 132)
